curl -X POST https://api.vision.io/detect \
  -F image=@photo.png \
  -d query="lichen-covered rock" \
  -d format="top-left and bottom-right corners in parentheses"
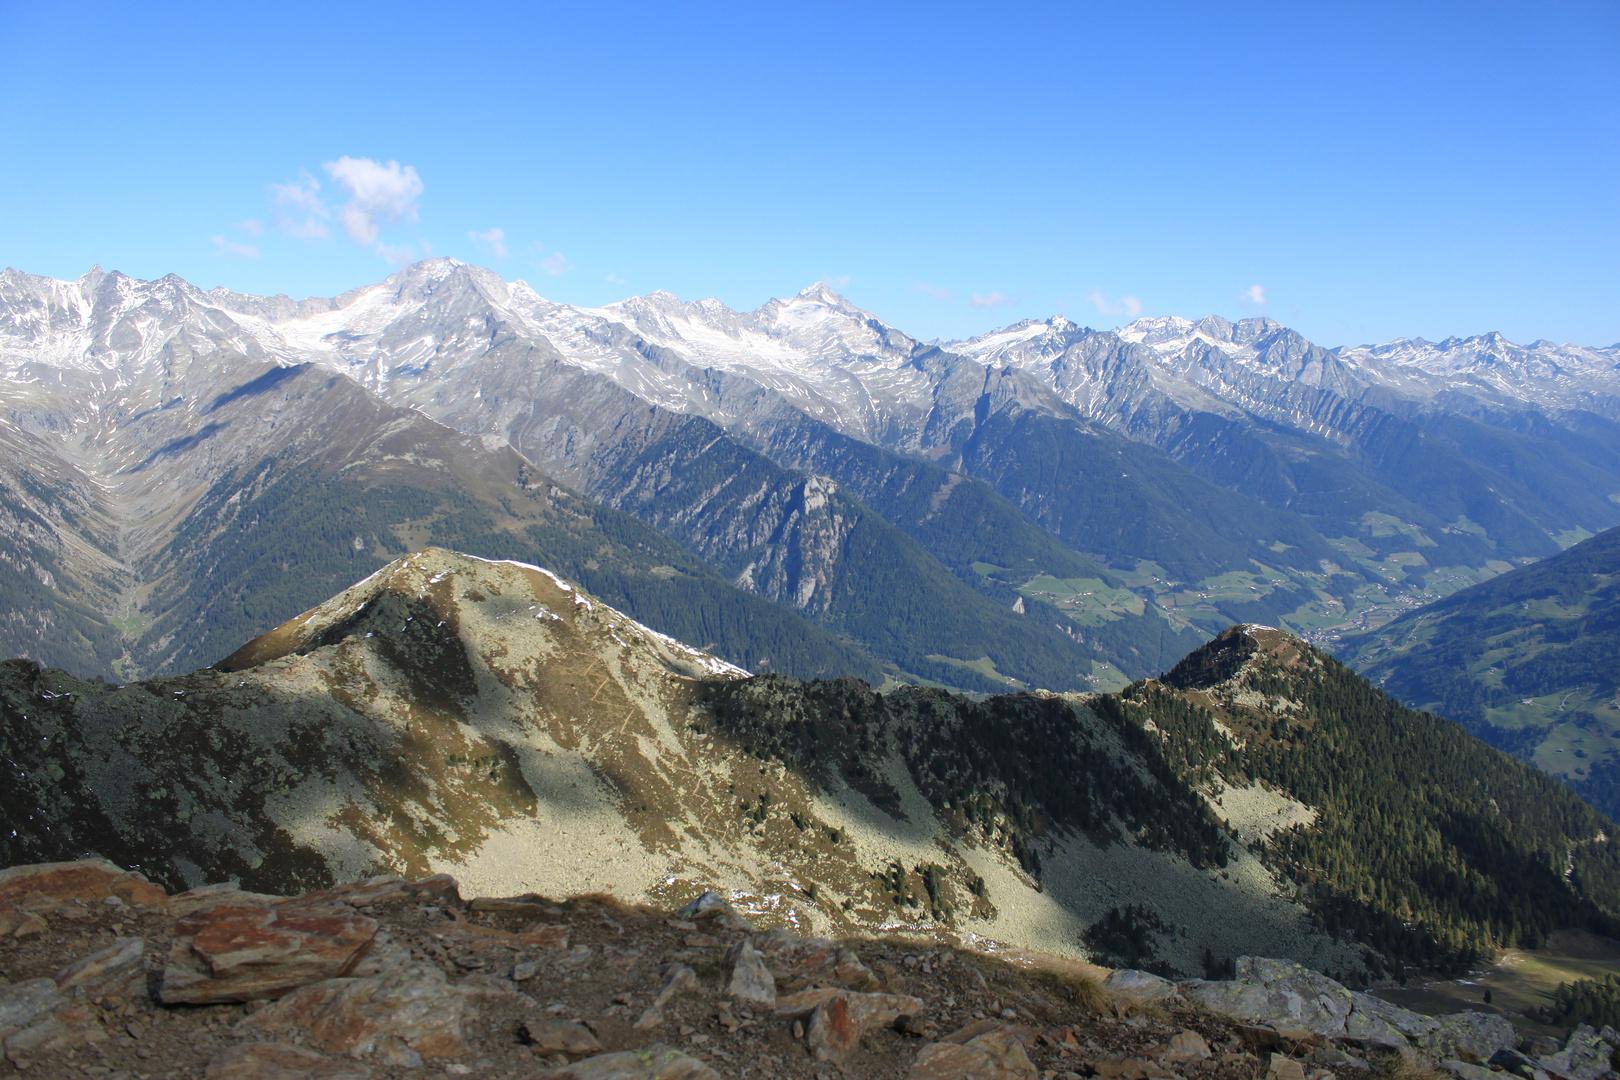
top-left (1421, 1011), bottom-right (1517, 1063)
top-left (1538, 1023), bottom-right (1620, 1080)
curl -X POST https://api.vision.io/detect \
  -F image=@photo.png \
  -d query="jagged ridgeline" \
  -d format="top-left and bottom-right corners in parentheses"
top-left (1121, 625), bottom-right (1620, 974)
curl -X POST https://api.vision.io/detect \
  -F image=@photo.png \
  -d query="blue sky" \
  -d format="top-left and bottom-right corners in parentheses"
top-left (2, 2), bottom-right (1616, 347)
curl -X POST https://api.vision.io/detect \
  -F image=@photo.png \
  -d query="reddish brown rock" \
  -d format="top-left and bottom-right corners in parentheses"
top-left (162, 904), bottom-right (378, 1004)
top-left (1093, 1055), bottom-right (1175, 1079)
top-left (0, 859), bottom-right (166, 909)
top-left (755, 928), bottom-right (873, 988)
top-left (169, 883), bottom-right (286, 917)
top-left (1267, 1053), bottom-right (1308, 1080)
top-left (239, 962), bottom-right (470, 1061)
top-left (807, 994), bottom-right (859, 1063)
top-left (205, 1041), bottom-right (373, 1079)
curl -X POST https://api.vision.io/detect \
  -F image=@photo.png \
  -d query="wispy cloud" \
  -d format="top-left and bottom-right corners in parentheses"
top-left (824, 274), bottom-right (851, 288)
top-left (971, 291), bottom-right (1012, 308)
top-left (211, 236), bottom-right (260, 258)
top-left (912, 282), bottom-right (954, 300)
top-left (469, 227), bottom-right (508, 258)
top-left (539, 251), bottom-right (573, 276)
top-left (323, 157), bottom-right (423, 245)
top-left (1241, 284), bottom-right (1267, 307)
top-left (606, 272), bottom-right (626, 285)
top-left (376, 242), bottom-right (418, 266)
top-left (270, 171), bottom-right (329, 239)
top-left (235, 220), bottom-right (264, 238)
top-left (1086, 289), bottom-right (1142, 318)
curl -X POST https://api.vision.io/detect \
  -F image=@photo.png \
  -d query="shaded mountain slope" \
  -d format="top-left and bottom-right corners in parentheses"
top-left (1342, 526), bottom-right (1620, 818)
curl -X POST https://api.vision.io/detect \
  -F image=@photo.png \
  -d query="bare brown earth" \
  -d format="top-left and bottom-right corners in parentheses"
top-left (0, 861), bottom-right (1390, 1080)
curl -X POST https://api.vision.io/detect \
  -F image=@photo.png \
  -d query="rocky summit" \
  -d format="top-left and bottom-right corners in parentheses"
top-left (0, 856), bottom-right (1583, 1080)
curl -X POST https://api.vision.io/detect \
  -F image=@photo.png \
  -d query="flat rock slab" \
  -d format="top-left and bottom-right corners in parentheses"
top-left (535, 1044), bottom-right (723, 1079)
top-left (163, 904), bottom-right (378, 1004)
top-left (205, 1041), bottom-right (374, 1079)
top-left (755, 928), bottom-right (873, 988)
top-left (726, 940), bottom-right (776, 1006)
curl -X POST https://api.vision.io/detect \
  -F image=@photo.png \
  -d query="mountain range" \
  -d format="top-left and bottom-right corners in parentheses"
top-left (4, 259), bottom-right (1617, 701)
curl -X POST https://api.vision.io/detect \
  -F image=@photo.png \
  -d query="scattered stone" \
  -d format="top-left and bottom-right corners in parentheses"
top-left (1092, 1055), bottom-right (1174, 1079)
top-left (11, 912), bottom-right (47, 939)
top-left (777, 987), bottom-right (926, 1033)
top-left (239, 962), bottom-right (471, 1061)
top-left (1438, 1060), bottom-right (1497, 1080)
top-left (1103, 970), bottom-right (1177, 1003)
top-left (675, 892), bottom-right (753, 932)
top-left (534, 1044), bottom-right (723, 1079)
top-left (55, 936), bottom-right (146, 1001)
top-left (1266, 1052), bottom-right (1307, 1080)
top-left (513, 960), bottom-right (539, 982)
top-left (204, 1041), bottom-right (374, 1079)
top-left (524, 1017), bottom-right (605, 1055)
top-left (634, 1007), bottom-right (665, 1030)
top-left (755, 927), bottom-right (873, 988)
top-left (726, 940), bottom-right (775, 1006)
top-left (654, 964), bottom-right (699, 1008)
top-left (162, 904), bottom-right (379, 1004)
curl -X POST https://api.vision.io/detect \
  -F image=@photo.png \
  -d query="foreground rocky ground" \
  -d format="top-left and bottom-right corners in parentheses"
top-left (0, 860), bottom-right (1606, 1080)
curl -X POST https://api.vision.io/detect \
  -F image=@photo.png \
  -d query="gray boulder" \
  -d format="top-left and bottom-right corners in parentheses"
top-left (1422, 1011), bottom-right (1518, 1064)
top-left (1104, 969), bottom-right (1178, 1002)
top-left (1538, 1024), bottom-right (1620, 1080)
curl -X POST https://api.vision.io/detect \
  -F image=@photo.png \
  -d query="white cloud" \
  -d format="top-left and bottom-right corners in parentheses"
top-left (270, 171), bottom-right (329, 239)
top-left (971, 291), bottom-right (1010, 308)
top-left (211, 236), bottom-right (260, 258)
top-left (1241, 284), bottom-right (1267, 307)
top-left (323, 157), bottom-right (423, 245)
top-left (469, 227), bottom-right (508, 258)
top-left (539, 251), bottom-right (573, 276)
top-left (606, 272), bottom-right (626, 285)
top-left (825, 274), bottom-right (851, 288)
top-left (1086, 289), bottom-right (1142, 318)
top-left (912, 282), bottom-right (954, 300)
top-left (236, 219), bottom-right (264, 238)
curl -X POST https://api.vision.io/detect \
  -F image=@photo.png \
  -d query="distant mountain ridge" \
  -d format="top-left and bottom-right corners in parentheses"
top-left (3, 259), bottom-right (1618, 692)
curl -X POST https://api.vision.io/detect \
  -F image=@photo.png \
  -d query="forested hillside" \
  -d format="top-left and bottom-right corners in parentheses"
top-left (1343, 526), bottom-right (1620, 819)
